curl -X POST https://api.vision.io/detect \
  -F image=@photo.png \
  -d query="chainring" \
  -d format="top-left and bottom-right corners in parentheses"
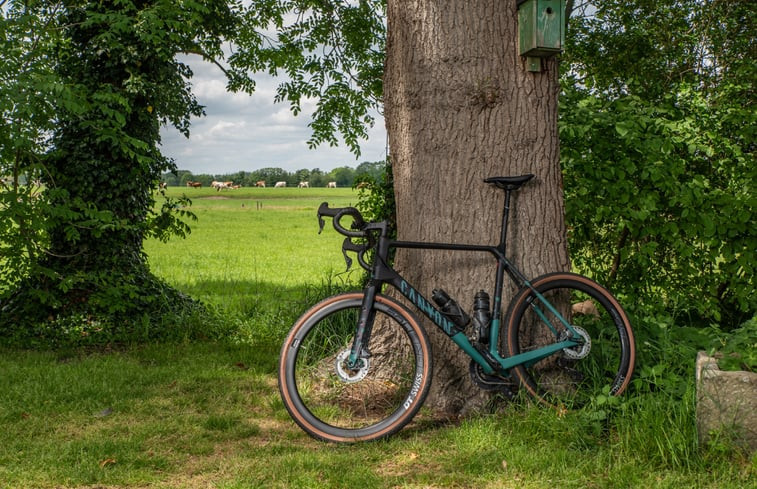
top-left (469, 360), bottom-right (515, 398)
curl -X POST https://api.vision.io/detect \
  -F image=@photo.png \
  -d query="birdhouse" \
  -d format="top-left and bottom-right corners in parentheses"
top-left (517, 0), bottom-right (565, 60)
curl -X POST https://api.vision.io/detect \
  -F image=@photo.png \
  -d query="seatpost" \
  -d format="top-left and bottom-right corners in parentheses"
top-left (499, 189), bottom-right (512, 252)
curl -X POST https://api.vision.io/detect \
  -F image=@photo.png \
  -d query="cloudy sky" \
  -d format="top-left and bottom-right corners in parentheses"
top-left (159, 55), bottom-right (388, 175)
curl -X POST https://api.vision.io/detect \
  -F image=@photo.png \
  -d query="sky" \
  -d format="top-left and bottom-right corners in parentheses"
top-left (159, 55), bottom-right (388, 175)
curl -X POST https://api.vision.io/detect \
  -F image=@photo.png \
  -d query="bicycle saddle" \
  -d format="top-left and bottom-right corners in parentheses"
top-left (484, 174), bottom-right (535, 190)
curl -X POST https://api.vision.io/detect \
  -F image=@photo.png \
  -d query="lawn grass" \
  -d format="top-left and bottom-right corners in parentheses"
top-left (0, 187), bottom-right (754, 488)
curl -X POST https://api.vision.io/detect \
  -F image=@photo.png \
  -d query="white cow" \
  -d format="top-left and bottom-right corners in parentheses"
top-left (274, 181), bottom-right (287, 188)
top-left (327, 181), bottom-right (337, 188)
top-left (211, 180), bottom-right (233, 191)
top-left (298, 181), bottom-right (309, 188)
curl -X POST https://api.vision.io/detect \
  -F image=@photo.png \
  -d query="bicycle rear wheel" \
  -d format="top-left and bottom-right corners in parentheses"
top-left (505, 273), bottom-right (635, 409)
top-left (279, 292), bottom-right (432, 442)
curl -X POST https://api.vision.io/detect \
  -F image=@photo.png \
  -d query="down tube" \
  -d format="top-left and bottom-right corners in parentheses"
top-left (393, 277), bottom-right (496, 375)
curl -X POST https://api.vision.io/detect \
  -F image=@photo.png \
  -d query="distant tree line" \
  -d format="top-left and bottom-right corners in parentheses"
top-left (162, 160), bottom-right (386, 188)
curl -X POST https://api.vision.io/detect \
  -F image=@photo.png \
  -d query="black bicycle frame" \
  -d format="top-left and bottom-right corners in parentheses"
top-left (347, 190), bottom-right (582, 376)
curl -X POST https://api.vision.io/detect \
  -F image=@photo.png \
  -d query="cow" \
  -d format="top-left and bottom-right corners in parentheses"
top-left (159, 182), bottom-right (167, 190)
top-left (327, 181), bottom-right (337, 188)
top-left (274, 181), bottom-right (286, 188)
top-left (231, 185), bottom-right (241, 189)
top-left (211, 180), bottom-right (233, 191)
top-left (255, 180), bottom-right (266, 187)
top-left (186, 181), bottom-right (202, 188)
top-left (298, 181), bottom-right (309, 188)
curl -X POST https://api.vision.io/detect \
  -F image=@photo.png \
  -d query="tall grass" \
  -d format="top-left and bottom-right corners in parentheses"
top-left (0, 187), bottom-right (753, 488)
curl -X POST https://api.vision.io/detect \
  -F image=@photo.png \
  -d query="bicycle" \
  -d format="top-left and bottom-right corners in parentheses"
top-left (279, 174), bottom-right (636, 442)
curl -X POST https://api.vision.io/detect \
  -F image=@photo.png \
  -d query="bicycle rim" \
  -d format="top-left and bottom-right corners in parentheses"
top-left (506, 273), bottom-right (635, 409)
top-left (279, 293), bottom-right (432, 442)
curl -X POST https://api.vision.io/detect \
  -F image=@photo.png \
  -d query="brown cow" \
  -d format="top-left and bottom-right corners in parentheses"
top-left (255, 180), bottom-right (266, 187)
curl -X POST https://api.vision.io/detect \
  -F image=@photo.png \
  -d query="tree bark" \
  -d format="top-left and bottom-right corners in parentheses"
top-left (384, 0), bottom-right (569, 413)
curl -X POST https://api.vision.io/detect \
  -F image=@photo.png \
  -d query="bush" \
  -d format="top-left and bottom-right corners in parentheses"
top-left (708, 315), bottom-right (757, 372)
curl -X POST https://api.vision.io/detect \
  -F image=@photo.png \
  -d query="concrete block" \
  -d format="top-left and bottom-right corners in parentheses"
top-left (696, 351), bottom-right (757, 453)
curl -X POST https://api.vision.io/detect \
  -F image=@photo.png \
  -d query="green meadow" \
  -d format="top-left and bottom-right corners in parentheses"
top-left (0, 188), bottom-right (753, 488)
top-left (144, 187), bottom-right (361, 311)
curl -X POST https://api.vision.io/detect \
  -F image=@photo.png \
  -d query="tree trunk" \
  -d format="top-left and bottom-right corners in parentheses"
top-left (384, 0), bottom-right (569, 413)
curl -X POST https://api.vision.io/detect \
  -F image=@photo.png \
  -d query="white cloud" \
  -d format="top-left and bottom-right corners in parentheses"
top-left (192, 78), bottom-right (229, 101)
top-left (161, 56), bottom-right (386, 174)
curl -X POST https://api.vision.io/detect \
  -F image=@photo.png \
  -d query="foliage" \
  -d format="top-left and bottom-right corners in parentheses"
top-left (709, 315), bottom-right (757, 372)
top-left (0, 2), bottom-right (62, 296)
top-left (560, 87), bottom-right (755, 322)
top-left (354, 158), bottom-right (395, 233)
top-left (561, 0), bottom-right (756, 324)
top-left (0, 0), bottom-right (238, 340)
top-left (228, 0), bottom-right (386, 156)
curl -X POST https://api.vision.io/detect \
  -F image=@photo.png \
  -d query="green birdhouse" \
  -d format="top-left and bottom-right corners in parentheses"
top-left (517, 0), bottom-right (565, 70)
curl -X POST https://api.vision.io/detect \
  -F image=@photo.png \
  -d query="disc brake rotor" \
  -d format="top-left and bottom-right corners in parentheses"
top-left (335, 349), bottom-right (370, 383)
top-left (561, 326), bottom-right (591, 360)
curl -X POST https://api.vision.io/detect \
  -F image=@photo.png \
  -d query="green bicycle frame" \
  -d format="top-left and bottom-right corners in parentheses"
top-left (346, 185), bottom-right (584, 376)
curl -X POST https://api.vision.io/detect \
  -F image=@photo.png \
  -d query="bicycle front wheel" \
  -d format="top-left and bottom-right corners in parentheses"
top-left (505, 273), bottom-right (635, 409)
top-left (279, 292), bottom-right (432, 442)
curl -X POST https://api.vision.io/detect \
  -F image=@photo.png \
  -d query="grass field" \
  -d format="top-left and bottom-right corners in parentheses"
top-left (144, 187), bottom-right (362, 316)
top-left (0, 188), bottom-right (754, 488)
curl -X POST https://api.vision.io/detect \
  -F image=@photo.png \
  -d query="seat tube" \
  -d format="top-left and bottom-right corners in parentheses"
top-left (489, 189), bottom-right (512, 360)
top-left (499, 189), bottom-right (512, 252)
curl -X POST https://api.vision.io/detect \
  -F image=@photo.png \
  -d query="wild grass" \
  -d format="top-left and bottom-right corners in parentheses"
top-left (0, 187), bottom-right (754, 488)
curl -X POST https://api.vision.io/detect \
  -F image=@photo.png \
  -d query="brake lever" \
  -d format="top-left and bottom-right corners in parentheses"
top-left (317, 202), bottom-right (337, 234)
top-left (341, 238), bottom-right (365, 270)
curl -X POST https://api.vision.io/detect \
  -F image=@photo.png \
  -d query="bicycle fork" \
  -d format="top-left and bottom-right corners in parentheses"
top-left (347, 282), bottom-right (380, 370)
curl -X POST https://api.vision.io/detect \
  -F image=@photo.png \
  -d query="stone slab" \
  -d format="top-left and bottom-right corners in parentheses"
top-left (696, 351), bottom-right (757, 453)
